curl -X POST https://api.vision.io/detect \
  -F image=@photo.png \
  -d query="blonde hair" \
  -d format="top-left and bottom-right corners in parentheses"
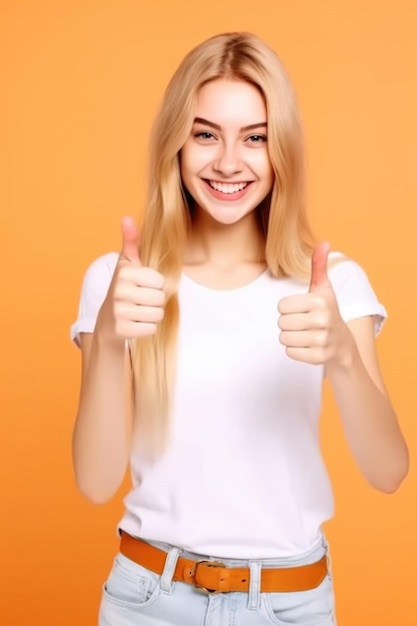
top-left (132, 32), bottom-right (316, 452)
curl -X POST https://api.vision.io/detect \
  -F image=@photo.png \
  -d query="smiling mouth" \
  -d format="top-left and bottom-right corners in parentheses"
top-left (206, 180), bottom-right (250, 194)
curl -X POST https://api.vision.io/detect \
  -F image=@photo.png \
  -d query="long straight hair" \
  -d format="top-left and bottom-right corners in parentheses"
top-left (132, 32), bottom-right (316, 452)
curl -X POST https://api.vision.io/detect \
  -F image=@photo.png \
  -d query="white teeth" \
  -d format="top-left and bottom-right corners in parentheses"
top-left (209, 181), bottom-right (248, 194)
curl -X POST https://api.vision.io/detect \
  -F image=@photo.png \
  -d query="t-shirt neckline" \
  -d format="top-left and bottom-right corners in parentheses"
top-left (181, 268), bottom-right (270, 294)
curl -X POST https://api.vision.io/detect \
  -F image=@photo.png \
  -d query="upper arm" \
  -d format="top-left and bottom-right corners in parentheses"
top-left (346, 316), bottom-right (389, 396)
top-left (70, 252), bottom-right (119, 347)
top-left (328, 256), bottom-right (389, 395)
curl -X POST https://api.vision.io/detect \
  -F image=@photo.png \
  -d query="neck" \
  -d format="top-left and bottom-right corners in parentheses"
top-left (186, 210), bottom-right (265, 268)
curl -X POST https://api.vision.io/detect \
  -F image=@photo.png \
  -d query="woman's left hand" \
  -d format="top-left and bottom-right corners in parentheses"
top-left (278, 243), bottom-right (355, 366)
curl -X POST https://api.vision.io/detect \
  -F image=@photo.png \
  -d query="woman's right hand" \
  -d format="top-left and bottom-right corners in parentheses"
top-left (96, 216), bottom-right (166, 341)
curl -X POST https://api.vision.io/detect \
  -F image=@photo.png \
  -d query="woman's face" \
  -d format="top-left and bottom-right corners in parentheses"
top-left (180, 79), bottom-right (274, 226)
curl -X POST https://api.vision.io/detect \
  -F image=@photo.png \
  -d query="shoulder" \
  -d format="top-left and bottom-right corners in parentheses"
top-left (82, 251), bottom-right (119, 281)
top-left (78, 252), bottom-right (119, 295)
top-left (328, 250), bottom-right (365, 278)
top-left (327, 251), bottom-right (374, 290)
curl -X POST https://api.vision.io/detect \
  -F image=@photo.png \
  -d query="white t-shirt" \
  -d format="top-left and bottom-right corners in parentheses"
top-left (71, 252), bottom-right (387, 558)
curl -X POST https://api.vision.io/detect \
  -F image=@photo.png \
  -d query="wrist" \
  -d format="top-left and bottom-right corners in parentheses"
top-left (94, 311), bottom-right (126, 353)
top-left (327, 327), bottom-right (359, 375)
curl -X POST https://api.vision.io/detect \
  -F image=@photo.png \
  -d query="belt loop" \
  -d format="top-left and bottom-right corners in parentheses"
top-left (247, 560), bottom-right (262, 610)
top-left (322, 535), bottom-right (333, 582)
top-left (160, 546), bottom-right (181, 594)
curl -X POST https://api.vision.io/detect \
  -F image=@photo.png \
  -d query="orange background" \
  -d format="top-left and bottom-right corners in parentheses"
top-left (1, 1), bottom-right (416, 624)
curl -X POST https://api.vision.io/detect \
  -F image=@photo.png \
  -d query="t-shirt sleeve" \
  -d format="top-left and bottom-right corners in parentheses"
top-left (328, 256), bottom-right (387, 335)
top-left (70, 252), bottom-right (119, 347)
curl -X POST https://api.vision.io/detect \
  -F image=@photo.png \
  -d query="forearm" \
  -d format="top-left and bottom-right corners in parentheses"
top-left (72, 333), bottom-right (132, 503)
top-left (327, 344), bottom-right (409, 493)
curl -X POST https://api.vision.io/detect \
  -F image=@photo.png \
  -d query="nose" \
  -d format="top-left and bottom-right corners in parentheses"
top-left (213, 143), bottom-right (243, 177)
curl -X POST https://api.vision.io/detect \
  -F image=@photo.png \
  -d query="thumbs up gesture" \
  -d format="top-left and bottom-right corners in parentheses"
top-left (278, 243), bottom-right (351, 366)
top-left (97, 216), bottom-right (166, 341)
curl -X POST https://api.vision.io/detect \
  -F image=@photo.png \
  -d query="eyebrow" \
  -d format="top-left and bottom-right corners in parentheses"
top-left (193, 117), bottom-right (267, 132)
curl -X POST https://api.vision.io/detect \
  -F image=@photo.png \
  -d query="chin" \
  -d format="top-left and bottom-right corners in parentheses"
top-left (206, 208), bottom-right (254, 226)
top-left (194, 196), bottom-right (257, 224)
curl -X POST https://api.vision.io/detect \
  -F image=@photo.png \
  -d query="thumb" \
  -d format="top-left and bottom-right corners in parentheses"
top-left (120, 216), bottom-right (141, 264)
top-left (309, 241), bottom-right (331, 291)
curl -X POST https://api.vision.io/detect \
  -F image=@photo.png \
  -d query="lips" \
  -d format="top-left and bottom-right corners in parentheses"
top-left (203, 179), bottom-right (253, 201)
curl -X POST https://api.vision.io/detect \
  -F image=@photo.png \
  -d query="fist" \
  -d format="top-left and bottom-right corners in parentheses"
top-left (278, 242), bottom-right (350, 366)
top-left (99, 216), bottom-right (166, 340)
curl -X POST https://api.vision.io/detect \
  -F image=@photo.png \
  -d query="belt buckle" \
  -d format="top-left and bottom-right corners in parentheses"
top-left (190, 560), bottom-right (226, 594)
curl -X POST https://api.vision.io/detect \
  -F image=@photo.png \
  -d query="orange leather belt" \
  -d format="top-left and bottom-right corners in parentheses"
top-left (119, 531), bottom-right (328, 594)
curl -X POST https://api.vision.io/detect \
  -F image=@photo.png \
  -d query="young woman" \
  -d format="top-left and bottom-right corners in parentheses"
top-left (71, 32), bottom-right (409, 626)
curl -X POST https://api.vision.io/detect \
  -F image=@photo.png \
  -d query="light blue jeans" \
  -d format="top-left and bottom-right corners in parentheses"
top-left (99, 535), bottom-right (336, 625)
